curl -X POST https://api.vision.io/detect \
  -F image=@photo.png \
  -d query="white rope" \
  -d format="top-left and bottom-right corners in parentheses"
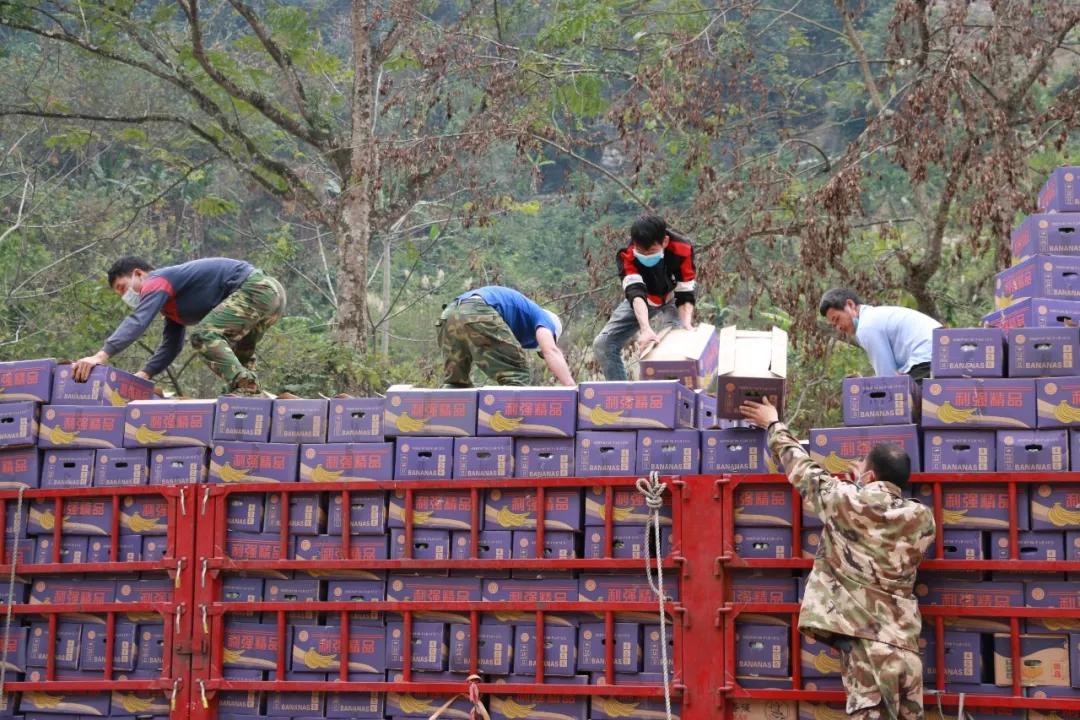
top-left (636, 472), bottom-right (673, 720)
top-left (0, 487), bottom-right (26, 701)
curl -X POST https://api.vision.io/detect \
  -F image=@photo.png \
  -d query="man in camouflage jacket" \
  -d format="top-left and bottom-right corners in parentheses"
top-left (741, 397), bottom-right (936, 720)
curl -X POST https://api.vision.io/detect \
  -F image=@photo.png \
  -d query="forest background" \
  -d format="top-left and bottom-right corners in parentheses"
top-left (1, 0), bottom-right (1078, 434)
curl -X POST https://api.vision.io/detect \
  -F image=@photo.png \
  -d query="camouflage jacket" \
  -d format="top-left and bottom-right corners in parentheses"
top-left (768, 422), bottom-right (935, 652)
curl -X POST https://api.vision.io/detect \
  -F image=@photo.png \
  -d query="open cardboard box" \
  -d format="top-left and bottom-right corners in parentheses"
top-left (717, 325), bottom-right (787, 419)
top-left (640, 323), bottom-right (719, 390)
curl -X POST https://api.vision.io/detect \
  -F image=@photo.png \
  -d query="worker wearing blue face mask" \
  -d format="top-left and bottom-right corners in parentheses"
top-left (592, 214), bottom-right (697, 380)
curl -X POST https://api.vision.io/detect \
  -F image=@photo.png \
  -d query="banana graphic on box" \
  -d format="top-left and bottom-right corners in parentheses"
top-left (809, 649), bottom-right (842, 674)
top-left (815, 451), bottom-right (856, 476)
top-left (1032, 502), bottom-right (1080, 527)
top-left (487, 505), bottom-right (531, 528)
top-left (581, 403), bottom-right (625, 427)
top-left (46, 425), bottom-right (79, 445)
top-left (394, 412), bottom-right (429, 433)
top-left (294, 646), bottom-right (338, 670)
top-left (132, 425), bottom-right (167, 445)
top-left (122, 512), bottom-right (165, 533)
top-left (390, 695), bottom-right (435, 714)
top-left (212, 462), bottom-right (252, 483)
top-left (937, 401), bottom-right (977, 424)
top-left (488, 411), bottom-right (524, 432)
top-left (1052, 400), bottom-right (1080, 424)
top-left (113, 693), bottom-right (165, 714)
top-left (489, 698), bottom-right (540, 719)
top-left (307, 464), bottom-right (344, 482)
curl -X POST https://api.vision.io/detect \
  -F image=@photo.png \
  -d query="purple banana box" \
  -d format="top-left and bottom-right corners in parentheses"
top-left (38, 405), bottom-right (126, 449)
top-left (1031, 482), bottom-right (1080, 530)
top-left (19, 691), bottom-right (110, 716)
top-left (923, 431), bottom-right (996, 472)
top-left (80, 622), bottom-right (137, 671)
top-left (326, 492), bottom-right (386, 536)
top-left (637, 429), bottom-right (700, 473)
top-left (484, 488), bottom-right (582, 531)
top-left (579, 574), bottom-right (679, 602)
top-left (483, 578), bottom-right (578, 603)
top-left (325, 579), bottom-right (385, 626)
top-left (575, 431), bottom-right (636, 477)
top-left (218, 692), bottom-right (263, 716)
top-left (117, 578), bottom-right (173, 604)
top-left (733, 483), bottom-right (792, 527)
top-left (394, 437), bottom-right (454, 480)
top-left (454, 436), bottom-right (513, 478)
top-left (1009, 327), bottom-right (1080, 377)
top-left (4, 536), bottom-right (35, 564)
top-left (291, 624), bottom-right (386, 675)
top-left (210, 442), bottom-right (299, 483)
top-left (514, 438), bottom-right (574, 478)
top-left (387, 671), bottom-right (486, 718)
top-left (223, 621), bottom-right (280, 672)
top-left (993, 633), bottom-right (1070, 687)
top-left (735, 623), bottom-right (789, 677)
top-left (914, 483), bottom-right (1030, 530)
top-left (28, 496), bottom-right (113, 537)
top-left (214, 397), bottom-right (273, 443)
top-left (489, 674), bottom-right (588, 720)
top-left (387, 574), bottom-right (480, 603)
top-left (51, 364), bottom-right (153, 406)
top-left (512, 531), bottom-right (577, 559)
top-left (451, 530), bottom-right (512, 560)
top-left (136, 623), bottom-right (164, 671)
top-left (1013, 213), bottom-right (1080, 260)
top-left (40, 449), bottom-right (96, 488)
top-left (143, 536), bottom-right (167, 560)
top-left (800, 634), bottom-right (840, 678)
top-left (919, 630), bottom-right (982, 683)
top-left (477, 387), bottom-right (577, 437)
top-left (384, 386), bottom-right (477, 437)
top-left (227, 493), bottom-right (264, 532)
top-left (389, 489), bottom-right (474, 530)
top-left (449, 623), bottom-right (513, 675)
top-left (1039, 166), bottom-right (1080, 212)
top-left (386, 621), bottom-right (447, 671)
top-left (584, 524), bottom-right (672, 559)
top-left (28, 622), bottom-right (81, 668)
top-left (111, 691), bottom-right (169, 715)
top-left (808, 424), bottom-right (921, 472)
top-left (734, 527), bottom-right (792, 559)
top-left (578, 622), bottom-right (640, 672)
top-left (148, 447), bottom-right (207, 484)
top-left (577, 380), bottom-right (695, 430)
top-left (923, 379), bottom-right (1037, 429)
top-left (643, 624), bottom-right (675, 675)
top-left (0, 401), bottom-right (37, 448)
top-left (264, 493), bottom-right (325, 536)
top-left (328, 397), bottom-right (384, 443)
top-left (222, 577), bottom-right (263, 624)
top-left (0, 626), bottom-right (27, 674)
top-left (585, 484), bottom-right (672, 527)
top-left (270, 399), bottom-right (328, 444)
top-left (842, 376), bottom-right (918, 426)
top-left (696, 391), bottom-right (719, 429)
top-left (701, 428), bottom-right (769, 474)
top-left (226, 532), bottom-right (284, 561)
top-left (0, 358), bottom-right (54, 403)
top-left (1026, 582), bottom-right (1080, 608)
top-left (120, 495), bottom-right (169, 535)
top-left (87, 535), bottom-right (141, 563)
top-left (914, 579), bottom-right (1023, 607)
top-left (983, 297), bottom-right (1080, 330)
top-left (0, 447), bottom-right (39, 489)
top-left (932, 328), bottom-right (1007, 378)
top-left (265, 577), bottom-right (322, 624)
top-left (991, 531), bottom-right (1064, 561)
top-left (391, 529), bottom-right (450, 560)
top-left (924, 530), bottom-right (984, 560)
top-left (300, 443), bottom-right (394, 482)
top-left (640, 324), bottom-right (720, 390)
top-left (293, 534), bottom-right (388, 561)
top-left (33, 536), bottom-right (88, 564)
top-left (123, 400), bottom-right (215, 448)
top-left (1039, 378), bottom-right (1080, 428)
top-left (997, 429), bottom-right (1069, 472)
top-left (995, 255), bottom-right (1080, 309)
top-left (513, 624), bottom-right (576, 676)
top-left (94, 448), bottom-right (148, 486)
top-left (326, 678), bottom-right (385, 718)
top-left (266, 692), bottom-right (324, 717)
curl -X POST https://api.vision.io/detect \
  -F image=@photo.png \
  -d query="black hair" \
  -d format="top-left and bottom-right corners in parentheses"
top-left (866, 443), bottom-right (911, 492)
top-left (107, 256), bottom-right (155, 287)
top-left (630, 214), bottom-right (668, 249)
top-left (818, 287), bottom-right (862, 317)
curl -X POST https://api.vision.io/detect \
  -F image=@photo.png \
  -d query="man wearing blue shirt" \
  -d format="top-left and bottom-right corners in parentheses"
top-left (437, 286), bottom-right (575, 387)
top-left (819, 288), bottom-right (941, 382)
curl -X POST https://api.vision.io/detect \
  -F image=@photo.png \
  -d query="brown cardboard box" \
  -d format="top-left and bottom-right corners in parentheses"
top-left (717, 326), bottom-right (787, 419)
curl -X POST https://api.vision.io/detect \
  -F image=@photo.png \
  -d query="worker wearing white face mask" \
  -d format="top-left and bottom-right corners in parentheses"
top-left (73, 256), bottom-right (285, 394)
top-left (592, 214), bottom-right (697, 380)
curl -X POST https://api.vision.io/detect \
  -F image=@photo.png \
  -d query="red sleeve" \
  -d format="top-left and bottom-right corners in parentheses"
top-left (617, 246), bottom-right (647, 303)
top-left (668, 239), bottom-right (696, 305)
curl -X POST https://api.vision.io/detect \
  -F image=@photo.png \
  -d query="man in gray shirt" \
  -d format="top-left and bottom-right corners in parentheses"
top-left (74, 256), bottom-right (285, 394)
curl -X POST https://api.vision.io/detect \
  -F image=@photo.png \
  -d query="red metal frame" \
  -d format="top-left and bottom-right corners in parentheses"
top-left (717, 472), bottom-right (1080, 715)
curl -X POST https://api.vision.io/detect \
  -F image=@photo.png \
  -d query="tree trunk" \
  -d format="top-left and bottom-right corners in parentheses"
top-left (334, 0), bottom-right (378, 350)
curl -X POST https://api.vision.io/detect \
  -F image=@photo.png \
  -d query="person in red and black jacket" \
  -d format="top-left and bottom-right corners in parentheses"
top-left (592, 214), bottom-right (696, 380)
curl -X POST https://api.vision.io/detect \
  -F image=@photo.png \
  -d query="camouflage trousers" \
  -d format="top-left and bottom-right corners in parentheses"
top-left (839, 637), bottom-right (924, 720)
top-left (189, 268), bottom-right (286, 392)
top-left (437, 296), bottom-right (529, 387)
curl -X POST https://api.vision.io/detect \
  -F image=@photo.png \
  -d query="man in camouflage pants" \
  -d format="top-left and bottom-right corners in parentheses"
top-left (437, 286), bottom-right (575, 387)
top-left (741, 398), bottom-right (935, 720)
top-left (74, 256), bottom-right (285, 394)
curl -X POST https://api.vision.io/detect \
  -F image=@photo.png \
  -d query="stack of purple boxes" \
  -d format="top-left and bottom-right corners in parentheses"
top-left (0, 360), bottom-right (170, 720)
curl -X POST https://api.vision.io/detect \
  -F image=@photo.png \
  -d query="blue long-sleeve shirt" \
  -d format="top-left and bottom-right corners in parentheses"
top-left (854, 304), bottom-right (941, 376)
top-left (102, 258), bottom-right (253, 376)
